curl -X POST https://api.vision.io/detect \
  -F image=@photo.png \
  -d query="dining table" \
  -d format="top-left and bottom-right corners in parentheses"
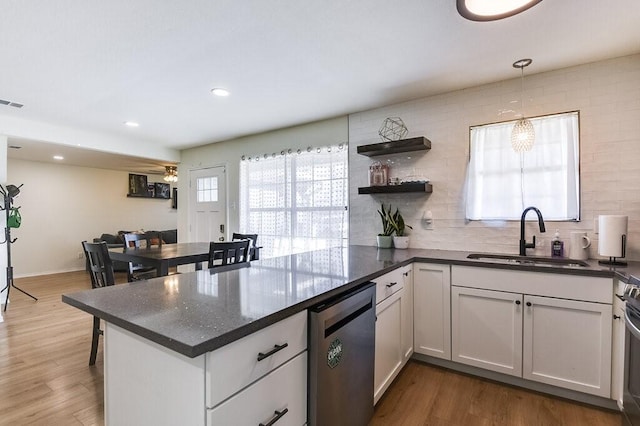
top-left (108, 242), bottom-right (211, 277)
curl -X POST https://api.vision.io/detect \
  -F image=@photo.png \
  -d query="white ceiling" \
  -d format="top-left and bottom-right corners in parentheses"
top-left (2, 1), bottom-right (640, 170)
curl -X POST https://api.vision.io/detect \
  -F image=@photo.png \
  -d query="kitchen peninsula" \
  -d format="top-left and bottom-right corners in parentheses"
top-left (63, 246), bottom-right (638, 425)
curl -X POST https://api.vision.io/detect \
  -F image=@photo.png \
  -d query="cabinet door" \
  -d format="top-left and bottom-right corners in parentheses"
top-left (401, 265), bottom-right (414, 362)
top-left (374, 289), bottom-right (403, 404)
top-left (452, 286), bottom-right (523, 377)
top-left (522, 295), bottom-right (612, 398)
top-left (414, 263), bottom-right (451, 360)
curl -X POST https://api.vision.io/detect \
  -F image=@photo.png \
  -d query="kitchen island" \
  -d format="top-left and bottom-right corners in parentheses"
top-left (63, 245), bottom-right (639, 425)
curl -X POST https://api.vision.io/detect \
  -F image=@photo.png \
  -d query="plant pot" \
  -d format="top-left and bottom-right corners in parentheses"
top-left (393, 236), bottom-right (410, 249)
top-left (376, 235), bottom-right (393, 249)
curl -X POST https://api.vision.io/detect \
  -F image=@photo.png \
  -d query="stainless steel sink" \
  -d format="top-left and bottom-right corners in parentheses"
top-left (466, 253), bottom-right (589, 268)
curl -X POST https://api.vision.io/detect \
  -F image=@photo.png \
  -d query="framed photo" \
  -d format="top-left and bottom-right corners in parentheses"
top-left (147, 184), bottom-right (156, 197)
top-left (154, 182), bottom-right (171, 199)
top-left (172, 188), bottom-right (178, 209)
top-left (129, 174), bottom-right (148, 196)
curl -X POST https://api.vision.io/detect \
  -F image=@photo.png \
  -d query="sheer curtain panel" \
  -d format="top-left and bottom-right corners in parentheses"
top-left (239, 146), bottom-right (348, 258)
top-left (466, 111), bottom-right (579, 221)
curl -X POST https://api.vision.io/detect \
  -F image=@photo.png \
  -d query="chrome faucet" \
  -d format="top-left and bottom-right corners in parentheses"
top-left (519, 206), bottom-right (546, 256)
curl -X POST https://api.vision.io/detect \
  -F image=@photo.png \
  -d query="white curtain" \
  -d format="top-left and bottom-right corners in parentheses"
top-left (466, 112), bottom-right (579, 221)
top-left (239, 147), bottom-right (348, 258)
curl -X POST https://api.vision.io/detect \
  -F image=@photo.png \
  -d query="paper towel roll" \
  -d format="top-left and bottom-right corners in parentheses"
top-left (598, 215), bottom-right (628, 257)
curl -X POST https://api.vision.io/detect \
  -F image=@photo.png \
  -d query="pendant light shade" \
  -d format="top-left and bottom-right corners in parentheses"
top-left (511, 117), bottom-right (535, 152)
top-left (511, 58), bottom-right (535, 153)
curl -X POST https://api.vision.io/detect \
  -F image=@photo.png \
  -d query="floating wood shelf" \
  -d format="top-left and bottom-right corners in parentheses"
top-left (127, 194), bottom-right (170, 200)
top-left (356, 136), bottom-right (431, 157)
top-left (358, 183), bottom-right (432, 194)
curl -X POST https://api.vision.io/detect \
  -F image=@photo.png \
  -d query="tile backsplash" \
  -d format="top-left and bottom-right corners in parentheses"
top-left (349, 54), bottom-right (640, 260)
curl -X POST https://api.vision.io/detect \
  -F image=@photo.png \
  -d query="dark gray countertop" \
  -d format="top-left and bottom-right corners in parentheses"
top-left (62, 245), bottom-right (640, 358)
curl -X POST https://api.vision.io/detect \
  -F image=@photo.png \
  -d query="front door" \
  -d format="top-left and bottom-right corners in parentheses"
top-left (189, 166), bottom-right (226, 243)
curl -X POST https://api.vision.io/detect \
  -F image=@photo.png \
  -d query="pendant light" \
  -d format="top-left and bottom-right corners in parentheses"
top-left (511, 58), bottom-right (535, 153)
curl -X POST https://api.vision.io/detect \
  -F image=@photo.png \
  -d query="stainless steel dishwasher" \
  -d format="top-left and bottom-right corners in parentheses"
top-left (308, 281), bottom-right (376, 426)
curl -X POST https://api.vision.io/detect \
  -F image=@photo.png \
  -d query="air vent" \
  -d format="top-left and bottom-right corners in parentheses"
top-left (0, 98), bottom-right (24, 108)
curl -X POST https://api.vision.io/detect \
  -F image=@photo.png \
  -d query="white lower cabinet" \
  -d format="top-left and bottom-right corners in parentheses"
top-left (207, 352), bottom-right (307, 426)
top-left (451, 266), bottom-right (614, 398)
top-left (522, 295), bottom-right (612, 397)
top-left (374, 265), bottom-right (413, 404)
top-left (451, 286), bottom-right (523, 376)
top-left (374, 288), bottom-right (403, 404)
top-left (414, 263), bottom-right (451, 360)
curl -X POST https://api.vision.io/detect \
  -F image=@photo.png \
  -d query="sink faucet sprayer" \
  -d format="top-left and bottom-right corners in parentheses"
top-left (519, 206), bottom-right (546, 256)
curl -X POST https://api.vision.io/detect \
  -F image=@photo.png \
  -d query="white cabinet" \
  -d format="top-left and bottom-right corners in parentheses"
top-left (401, 264), bottom-right (414, 362)
top-left (611, 279), bottom-right (626, 408)
top-left (373, 265), bottom-right (413, 404)
top-left (451, 266), bottom-right (613, 398)
top-left (103, 312), bottom-right (308, 426)
top-left (522, 295), bottom-right (612, 397)
top-left (414, 263), bottom-right (451, 360)
top-left (451, 286), bottom-right (523, 376)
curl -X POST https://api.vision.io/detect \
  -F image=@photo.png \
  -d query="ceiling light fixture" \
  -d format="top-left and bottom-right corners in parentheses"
top-left (124, 121), bottom-right (139, 127)
top-left (511, 58), bottom-right (535, 153)
top-left (211, 88), bottom-right (230, 97)
top-left (53, 155), bottom-right (64, 160)
top-left (164, 166), bottom-right (178, 183)
top-left (457, 0), bottom-right (541, 21)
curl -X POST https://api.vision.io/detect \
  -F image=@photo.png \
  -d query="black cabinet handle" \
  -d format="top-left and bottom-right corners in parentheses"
top-left (386, 282), bottom-right (398, 288)
top-left (515, 300), bottom-right (521, 305)
top-left (257, 343), bottom-right (288, 362)
top-left (616, 294), bottom-right (626, 302)
top-left (259, 408), bottom-right (289, 426)
top-left (526, 302), bottom-right (532, 307)
top-left (614, 314), bottom-right (621, 320)
top-left (403, 271), bottom-right (410, 277)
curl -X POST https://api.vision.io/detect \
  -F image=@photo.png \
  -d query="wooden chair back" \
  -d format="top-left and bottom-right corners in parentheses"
top-left (208, 240), bottom-right (251, 268)
top-left (122, 232), bottom-right (160, 282)
top-left (82, 241), bottom-right (115, 289)
top-left (232, 233), bottom-right (259, 260)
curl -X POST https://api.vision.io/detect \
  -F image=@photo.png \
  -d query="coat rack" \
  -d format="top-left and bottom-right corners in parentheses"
top-left (0, 184), bottom-right (37, 311)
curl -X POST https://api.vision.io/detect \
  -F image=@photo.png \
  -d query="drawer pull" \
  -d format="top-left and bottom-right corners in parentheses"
top-left (259, 408), bottom-right (288, 426)
top-left (616, 294), bottom-right (625, 302)
top-left (257, 343), bottom-right (289, 361)
top-left (403, 271), bottom-right (410, 277)
top-left (386, 282), bottom-right (399, 288)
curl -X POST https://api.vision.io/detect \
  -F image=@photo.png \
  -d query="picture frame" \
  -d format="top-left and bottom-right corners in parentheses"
top-left (154, 182), bottom-right (171, 199)
top-left (128, 174), bottom-right (148, 196)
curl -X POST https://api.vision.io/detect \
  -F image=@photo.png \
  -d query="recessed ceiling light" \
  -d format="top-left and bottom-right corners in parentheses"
top-left (211, 88), bottom-right (230, 97)
top-left (53, 155), bottom-right (64, 160)
top-left (457, 0), bottom-right (541, 21)
top-left (124, 121), bottom-right (139, 127)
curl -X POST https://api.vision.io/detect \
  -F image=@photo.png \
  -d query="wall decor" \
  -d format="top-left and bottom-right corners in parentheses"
top-left (128, 174), bottom-right (148, 196)
top-left (155, 183), bottom-right (171, 199)
top-left (127, 174), bottom-right (172, 199)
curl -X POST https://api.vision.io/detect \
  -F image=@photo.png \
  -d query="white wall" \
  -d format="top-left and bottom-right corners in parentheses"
top-left (178, 117), bottom-right (348, 242)
top-left (6, 159), bottom-right (177, 277)
top-left (349, 54), bottom-right (640, 260)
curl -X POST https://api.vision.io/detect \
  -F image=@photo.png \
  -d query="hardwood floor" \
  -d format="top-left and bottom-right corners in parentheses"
top-left (371, 360), bottom-right (622, 426)
top-left (0, 271), bottom-right (624, 425)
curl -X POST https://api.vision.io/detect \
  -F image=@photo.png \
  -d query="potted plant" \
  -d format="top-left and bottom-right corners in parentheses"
top-left (377, 203), bottom-right (395, 248)
top-left (390, 207), bottom-right (412, 249)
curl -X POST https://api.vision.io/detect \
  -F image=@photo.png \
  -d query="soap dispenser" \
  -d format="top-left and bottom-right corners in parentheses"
top-left (551, 230), bottom-right (564, 257)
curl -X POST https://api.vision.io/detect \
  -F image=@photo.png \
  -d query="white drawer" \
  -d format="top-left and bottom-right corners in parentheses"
top-left (207, 352), bottom-right (307, 426)
top-left (206, 310), bottom-right (307, 408)
top-left (374, 268), bottom-right (404, 305)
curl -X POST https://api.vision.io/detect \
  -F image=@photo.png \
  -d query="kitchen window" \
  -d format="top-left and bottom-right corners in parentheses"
top-left (239, 146), bottom-right (348, 258)
top-left (465, 111), bottom-right (580, 221)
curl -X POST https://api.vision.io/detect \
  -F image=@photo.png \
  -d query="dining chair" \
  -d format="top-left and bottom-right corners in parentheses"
top-left (208, 240), bottom-right (251, 268)
top-left (123, 232), bottom-right (161, 282)
top-left (82, 240), bottom-right (115, 366)
top-left (232, 233), bottom-right (260, 260)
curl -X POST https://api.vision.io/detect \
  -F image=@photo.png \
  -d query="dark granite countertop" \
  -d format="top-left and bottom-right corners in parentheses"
top-left (62, 245), bottom-right (640, 358)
